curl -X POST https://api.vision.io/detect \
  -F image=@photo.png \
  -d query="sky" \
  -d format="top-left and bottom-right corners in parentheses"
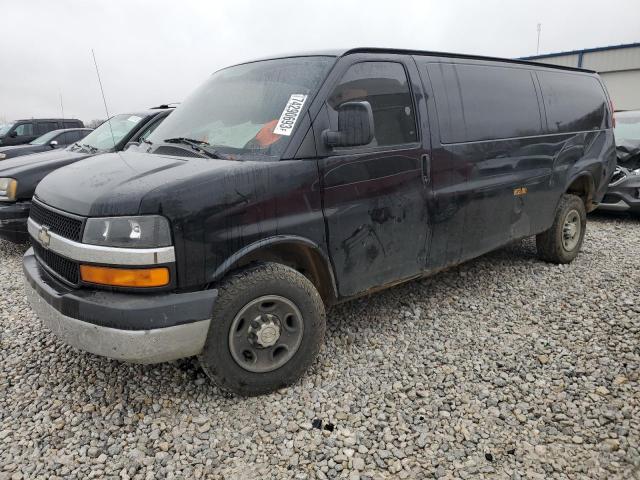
top-left (0, 0), bottom-right (638, 123)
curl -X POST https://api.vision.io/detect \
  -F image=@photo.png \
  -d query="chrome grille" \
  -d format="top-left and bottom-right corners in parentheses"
top-left (33, 242), bottom-right (80, 285)
top-left (30, 201), bottom-right (84, 242)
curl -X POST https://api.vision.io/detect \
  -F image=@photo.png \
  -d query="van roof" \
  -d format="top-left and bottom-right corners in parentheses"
top-left (13, 118), bottom-right (83, 122)
top-left (248, 47), bottom-right (596, 74)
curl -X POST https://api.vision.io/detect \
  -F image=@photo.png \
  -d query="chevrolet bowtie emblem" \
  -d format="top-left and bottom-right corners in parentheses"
top-left (38, 226), bottom-right (51, 249)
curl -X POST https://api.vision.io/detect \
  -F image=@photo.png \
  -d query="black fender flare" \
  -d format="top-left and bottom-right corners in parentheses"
top-left (210, 235), bottom-right (338, 300)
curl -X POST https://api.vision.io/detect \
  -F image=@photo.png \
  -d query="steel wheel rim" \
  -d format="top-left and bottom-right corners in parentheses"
top-left (562, 209), bottom-right (581, 251)
top-left (228, 295), bottom-right (304, 373)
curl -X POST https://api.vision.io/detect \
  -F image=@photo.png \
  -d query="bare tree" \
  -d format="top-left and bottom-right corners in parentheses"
top-left (86, 119), bottom-right (106, 129)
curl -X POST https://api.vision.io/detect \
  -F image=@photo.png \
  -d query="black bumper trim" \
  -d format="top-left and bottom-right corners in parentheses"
top-left (0, 201), bottom-right (30, 242)
top-left (23, 248), bottom-right (217, 330)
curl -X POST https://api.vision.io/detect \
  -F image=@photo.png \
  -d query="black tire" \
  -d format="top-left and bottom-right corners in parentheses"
top-left (536, 194), bottom-right (587, 264)
top-left (198, 262), bottom-right (326, 396)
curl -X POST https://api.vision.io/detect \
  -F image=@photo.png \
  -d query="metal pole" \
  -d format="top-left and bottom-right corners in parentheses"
top-left (537, 23), bottom-right (542, 55)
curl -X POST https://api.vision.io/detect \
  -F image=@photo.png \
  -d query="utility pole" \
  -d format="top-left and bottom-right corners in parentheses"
top-left (537, 23), bottom-right (542, 55)
top-left (60, 93), bottom-right (65, 120)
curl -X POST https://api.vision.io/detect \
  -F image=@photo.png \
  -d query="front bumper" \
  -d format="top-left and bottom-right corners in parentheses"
top-left (23, 248), bottom-right (217, 364)
top-left (598, 173), bottom-right (640, 213)
top-left (0, 201), bottom-right (30, 243)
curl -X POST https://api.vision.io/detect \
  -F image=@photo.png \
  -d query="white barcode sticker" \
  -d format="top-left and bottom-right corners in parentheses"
top-left (273, 94), bottom-right (308, 136)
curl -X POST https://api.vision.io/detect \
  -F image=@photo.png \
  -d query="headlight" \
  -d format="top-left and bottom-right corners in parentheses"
top-left (0, 153), bottom-right (6, 160)
top-left (0, 178), bottom-right (17, 201)
top-left (82, 215), bottom-right (172, 248)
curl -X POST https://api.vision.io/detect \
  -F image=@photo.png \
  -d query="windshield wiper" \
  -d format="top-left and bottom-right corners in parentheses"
top-left (163, 137), bottom-right (222, 159)
top-left (79, 143), bottom-right (98, 153)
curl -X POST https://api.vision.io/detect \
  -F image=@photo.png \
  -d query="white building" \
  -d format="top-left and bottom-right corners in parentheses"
top-left (522, 42), bottom-right (640, 111)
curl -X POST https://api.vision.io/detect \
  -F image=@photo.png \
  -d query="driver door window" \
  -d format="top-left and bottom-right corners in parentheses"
top-left (37, 122), bottom-right (57, 135)
top-left (15, 123), bottom-right (34, 136)
top-left (327, 62), bottom-right (418, 149)
top-left (137, 117), bottom-right (164, 143)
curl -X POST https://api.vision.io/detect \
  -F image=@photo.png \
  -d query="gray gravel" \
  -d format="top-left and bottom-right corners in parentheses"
top-left (1, 213), bottom-right (639, 480)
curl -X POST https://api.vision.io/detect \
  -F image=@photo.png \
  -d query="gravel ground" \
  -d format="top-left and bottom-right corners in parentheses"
top-left (1, 213), bottom-right (639, 480)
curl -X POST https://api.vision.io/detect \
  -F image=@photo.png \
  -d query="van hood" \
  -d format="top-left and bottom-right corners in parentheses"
top-left (0, 148), bottom-right (92, 200)
top-left (0, 143), bottom-right (37, 154)
top-left (34, 150), bottom-right (269, 217)
top-left (0, 148), bottom-right (88, 175)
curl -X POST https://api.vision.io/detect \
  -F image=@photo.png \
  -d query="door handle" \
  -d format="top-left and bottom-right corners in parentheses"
top-left (421, 154), bottom-right (431, 184)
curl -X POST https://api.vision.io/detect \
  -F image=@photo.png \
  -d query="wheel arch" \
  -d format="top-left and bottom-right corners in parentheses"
top-left (565, 172), bottom-right (596, 212)
top-left (210, 236), bottom-right (338, 305)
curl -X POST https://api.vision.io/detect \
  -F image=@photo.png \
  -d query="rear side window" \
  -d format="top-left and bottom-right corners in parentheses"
top-left (37, 122), bottom-right (58, 134)
top-left (537, 71), bottom-right (608, 133)
top-left (427, 63), bottom-right (542, 143)
top-left (327, 61), bottom-right (418, 147)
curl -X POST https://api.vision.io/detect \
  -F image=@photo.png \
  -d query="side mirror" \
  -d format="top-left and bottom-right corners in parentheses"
top-left (9, 131), bottom-right (17, 138)
top-left (323, 101), bottom-right (374, 148)
top-left (49, 140), bottom-right (58, 148)
top-left (125, 141), bottom-right (140, 150)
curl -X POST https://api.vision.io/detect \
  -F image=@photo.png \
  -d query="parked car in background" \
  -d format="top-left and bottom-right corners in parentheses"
top-left (0, 128), bottom-right (92, 160)
top-left (598, 110), bottom-right (640, 213)
top-left (0, 107), bottom-right (172, 242)
top-left (22, 48), bottom-right (615, 396)
top-left (0, 118), bottom-right (84, 146)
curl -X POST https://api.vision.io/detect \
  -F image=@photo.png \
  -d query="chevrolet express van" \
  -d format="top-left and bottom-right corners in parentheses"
top-left (23, 48), bottom-right (615, 395)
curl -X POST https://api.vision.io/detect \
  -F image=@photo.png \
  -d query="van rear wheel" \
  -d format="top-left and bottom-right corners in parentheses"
top-left (198, 262), bottom-right (326, 396)
top-left (536, 194), bottom-right (586, 264)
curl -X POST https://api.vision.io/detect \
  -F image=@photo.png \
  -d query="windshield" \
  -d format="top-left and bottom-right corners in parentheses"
top-left (615, 112), bottom-right (640, 142)
top-left (30, 130), bottom-right (60, 145)
top-left (76, 114), bottom-right (145, 151)
top-left (146, 56), bottom-right (334, 159)
top-left (0, 123), bottom-right (15, 136)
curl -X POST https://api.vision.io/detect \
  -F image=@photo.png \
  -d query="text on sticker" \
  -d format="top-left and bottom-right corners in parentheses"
top-left (273, 94), bottom-right (308, 136)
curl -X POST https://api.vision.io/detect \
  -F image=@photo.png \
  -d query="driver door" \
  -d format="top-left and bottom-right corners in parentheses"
top-left (314, 54), bottom-right (431, 297)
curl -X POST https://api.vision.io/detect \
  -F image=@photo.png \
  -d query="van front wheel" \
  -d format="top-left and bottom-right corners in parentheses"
top-left (536, 194), bottom-right (587, 264)
top-left (198, 262), bottom-right (326, 396)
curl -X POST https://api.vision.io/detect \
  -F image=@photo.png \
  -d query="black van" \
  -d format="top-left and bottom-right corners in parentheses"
top-left (0, 108), bottom-right (172, 243)
top-left (23, 48), bottom-right (615, 395)
top-left (0, 118), bottom-right (84, 146)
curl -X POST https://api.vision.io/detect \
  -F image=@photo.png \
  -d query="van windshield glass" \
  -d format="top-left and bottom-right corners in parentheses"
top-left (0, 123), bottom-right (15, 136)
top-left (146, 56), bottom-right (334, 160)
top-left (615, 113), bottom-right (640, 142)
top-left (75, 114), bottom-right (145, 151)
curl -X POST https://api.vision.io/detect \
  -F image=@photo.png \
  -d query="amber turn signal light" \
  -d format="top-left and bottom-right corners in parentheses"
top-left (80, 265), bottom-right (170, 287)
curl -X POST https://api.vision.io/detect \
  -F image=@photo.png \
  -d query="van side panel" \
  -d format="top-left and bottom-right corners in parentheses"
top-left (421, 60), bottom-right (553, 264)
top-left (535, 70), bottom-right (616, 205)
top-left (418, 57), bottom-right (615, 268)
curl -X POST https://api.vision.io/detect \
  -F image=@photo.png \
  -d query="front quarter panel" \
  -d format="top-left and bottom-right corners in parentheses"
top-left (141, 159), bottom-right (325, 290)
